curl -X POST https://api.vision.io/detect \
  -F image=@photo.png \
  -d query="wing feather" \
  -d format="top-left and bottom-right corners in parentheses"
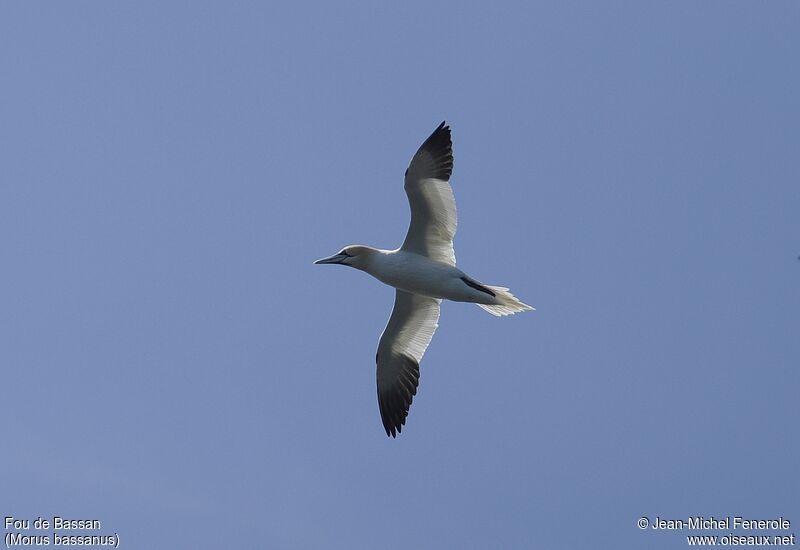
top-left (376, 290), bottom-right (441, 437)
top-left (401, 122), bottom-right (458, 265)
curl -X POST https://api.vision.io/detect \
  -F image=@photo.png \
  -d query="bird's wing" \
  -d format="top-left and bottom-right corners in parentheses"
top-left (400, 121), bottom-right (457, 266)
top-left (376, 290), bottom-right (441, 437)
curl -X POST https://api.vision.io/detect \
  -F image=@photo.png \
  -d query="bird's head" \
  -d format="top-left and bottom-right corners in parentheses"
top-left (314, 245), bottom-right (376, 270)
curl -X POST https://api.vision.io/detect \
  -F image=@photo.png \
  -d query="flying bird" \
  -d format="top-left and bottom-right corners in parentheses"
top-left (315, 122), bottom-right (533, 437)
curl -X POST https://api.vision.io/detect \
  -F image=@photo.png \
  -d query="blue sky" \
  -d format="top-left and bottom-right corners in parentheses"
top-left (2, 2), bottom-right (798, 548)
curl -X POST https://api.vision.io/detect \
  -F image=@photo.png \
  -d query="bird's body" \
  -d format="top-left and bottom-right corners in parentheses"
top-left (315, 122), bottom-right (533, 437)
top-left (342, 247), bottom-right (497, 305)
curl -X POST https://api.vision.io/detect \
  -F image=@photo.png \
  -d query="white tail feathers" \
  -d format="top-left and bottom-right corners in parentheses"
top-left (476, 286), bottom-right (535, 317)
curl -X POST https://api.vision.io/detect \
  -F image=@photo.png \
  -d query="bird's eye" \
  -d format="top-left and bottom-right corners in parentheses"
top-left (340, 249), bottom-right (351, 257)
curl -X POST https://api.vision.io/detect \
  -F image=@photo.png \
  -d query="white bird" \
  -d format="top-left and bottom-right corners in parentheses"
top-left (315, 122), bottom-right (533, 437)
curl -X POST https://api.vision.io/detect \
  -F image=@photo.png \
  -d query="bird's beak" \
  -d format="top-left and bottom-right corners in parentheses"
top-left (314, 253), bottom-right (348, 265)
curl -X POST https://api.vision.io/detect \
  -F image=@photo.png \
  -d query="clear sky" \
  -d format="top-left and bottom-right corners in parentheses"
top-left (2, 2), bottom-right (798, 549)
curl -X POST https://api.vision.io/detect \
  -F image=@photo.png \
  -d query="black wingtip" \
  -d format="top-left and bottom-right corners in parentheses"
top-left (416, 121), bottom-right (453, 180)
top-left (429, 120), bottom-right (450, 141)
top-left (377, 353), bottom-right (420, 438)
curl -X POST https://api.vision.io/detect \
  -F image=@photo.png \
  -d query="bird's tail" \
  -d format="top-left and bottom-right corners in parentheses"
top-left (476, 286), bottom-right (535, 317)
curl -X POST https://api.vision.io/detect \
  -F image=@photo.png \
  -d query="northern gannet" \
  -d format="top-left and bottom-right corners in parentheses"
top-left (315, 122), bottom-right (533, 437)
